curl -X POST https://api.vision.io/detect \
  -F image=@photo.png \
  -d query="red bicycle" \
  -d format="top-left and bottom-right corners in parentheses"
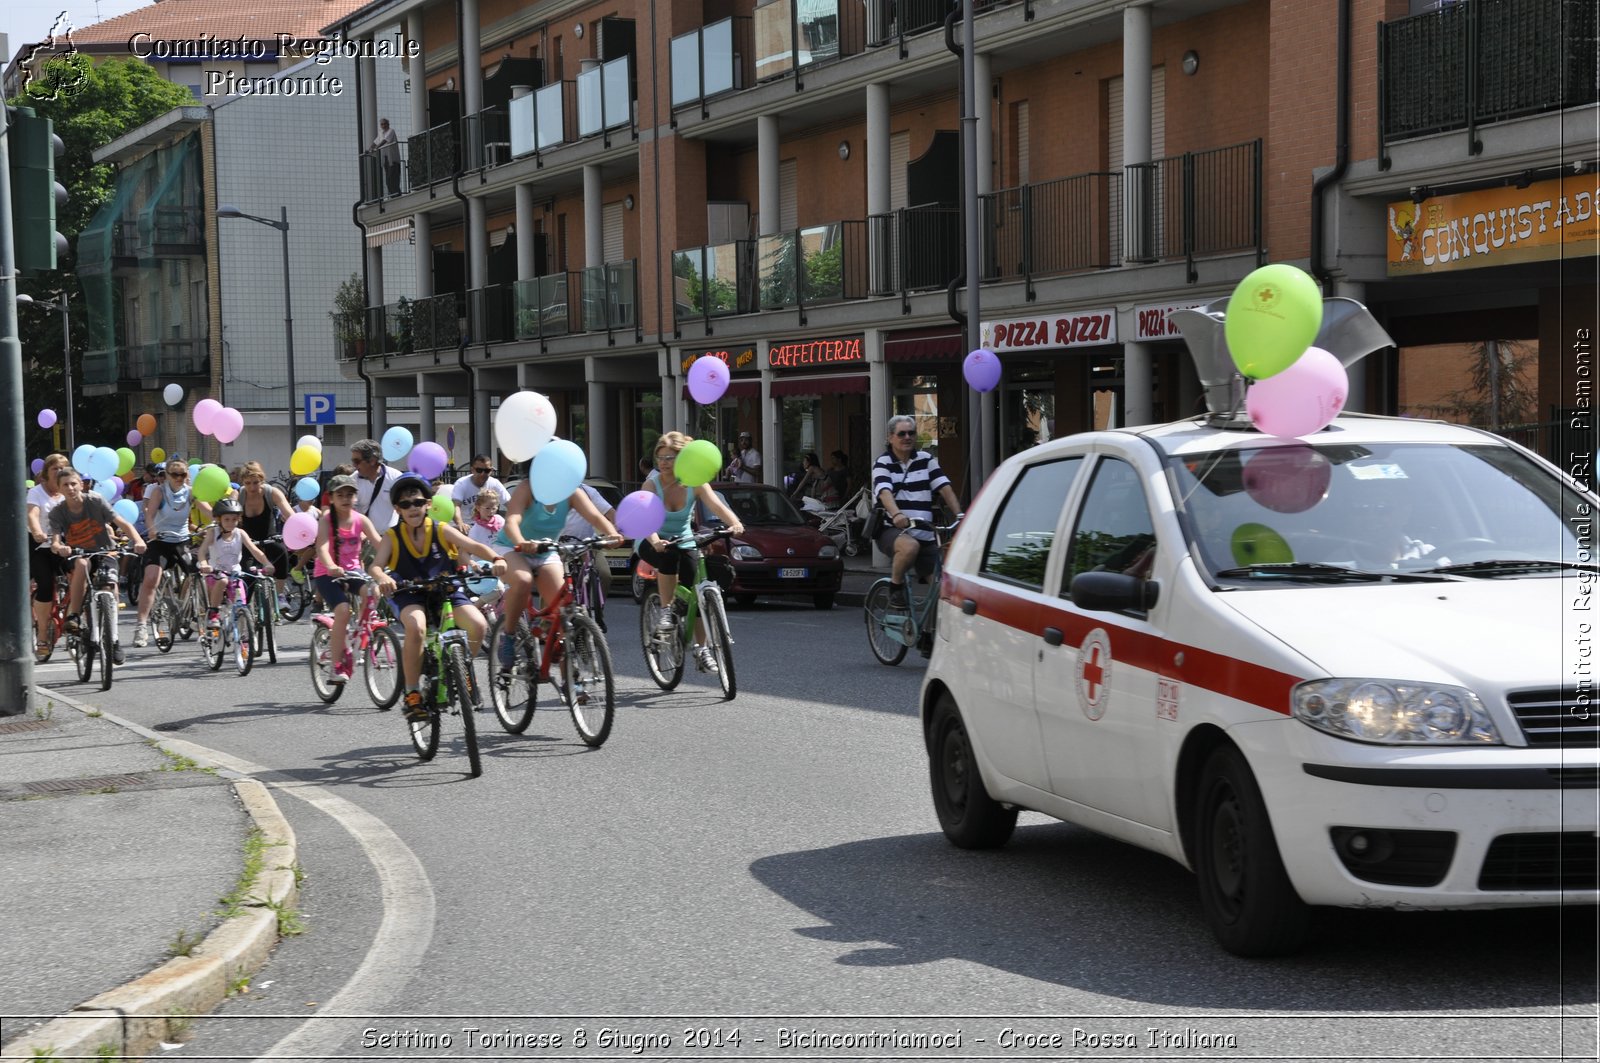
top-left (308, 574), bottom-right (402, 709)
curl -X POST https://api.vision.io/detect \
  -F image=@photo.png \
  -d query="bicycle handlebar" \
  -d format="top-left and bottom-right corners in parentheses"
top-left (65, 547), bottom-right (139, 560)
top-left (388, 570), bottom-right (480, 595)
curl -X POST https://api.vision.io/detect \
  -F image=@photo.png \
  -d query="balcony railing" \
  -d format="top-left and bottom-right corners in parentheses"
top-left (675, 223), bottom-right (869, 329)
top-left (672, 241), bottom-right (757, 327)
top-left (576, 56), bottom-right (636, 143)
top-left (1379, 0), bottom-right (1599, 166)
top-left (867, 0), bottom-right (1030, 54)
top-left (510, 81), bottom-right (574, 159)
top-left (364, 293), bottom-right (461, 354)
top-left (150, 338), bottom-right (207, 376)
top-left (360, 141), bottom-right (411, 202)
top-left (504, 260), bottom-right (641, 345)
top-left (81, 340), bottom-right (207, 385)
top-left (406, 120), bottom-right (459, 188)
top-left (463, 107), bottom-right (511, 171)
top-left (671, 17), bottom-right (755, 116)
top-left (869, 206), bottom-right (961, 303)
top-left (753, 0), bottom-right (866, 84)
top-left (150, 206), bottom-right (202, 251)
top-left (83, 349), bottom-right (117, 387)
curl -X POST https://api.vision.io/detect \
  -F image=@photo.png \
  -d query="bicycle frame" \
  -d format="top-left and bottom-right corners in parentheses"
top-left (312, 576), bottom-right (386, 648)
top-left (511, 561), bottom-right (577, 684)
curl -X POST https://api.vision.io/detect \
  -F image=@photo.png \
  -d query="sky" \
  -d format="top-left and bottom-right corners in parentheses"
top-left (4, 0), bottom-right (151, 66)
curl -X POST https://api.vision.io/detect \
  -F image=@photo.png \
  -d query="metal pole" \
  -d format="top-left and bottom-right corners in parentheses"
top-left (0, 108), bottom-right (37, 714)
top-left (961, 0), bottom-right (982, 491)
top-left (280, 207), bottom-right (296, 447)
top-left (60, 296), bottom-right (74, 452)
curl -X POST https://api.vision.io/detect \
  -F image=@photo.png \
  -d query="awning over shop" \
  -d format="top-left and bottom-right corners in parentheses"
top-left (770, 375), bottom-right (869, 397)
top-left (365, 218), bottom-right (412, 247)
top-left (883, 329), bottom-right (963, 362)
top-left (682, 379), bottom-right (761, 400)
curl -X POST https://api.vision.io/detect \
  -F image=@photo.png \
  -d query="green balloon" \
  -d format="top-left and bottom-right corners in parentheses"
top-left (429, 491), bottom-right (454, 524)
top-left (115, 447), bottom-right (136, 476)
top-left (1224, 263), bottom-right (1324, 380)
top-left (193, 464), bottom-right (231, 504)
top-left (26, 479), bottom-right (34, 489)
top-left (1230, 522), bottom-right (1294, 567)
top-left (675, 438), bottom-right (722, 487)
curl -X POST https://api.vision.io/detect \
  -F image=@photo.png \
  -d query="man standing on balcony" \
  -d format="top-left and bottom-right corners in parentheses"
top-left (374, 118), bottom-right (400, 197)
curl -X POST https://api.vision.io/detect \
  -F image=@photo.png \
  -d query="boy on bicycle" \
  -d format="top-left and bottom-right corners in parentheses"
top-left (49, 469), bottom-right (147, 664)
top-left (369, 475), bottom-right (508, 722)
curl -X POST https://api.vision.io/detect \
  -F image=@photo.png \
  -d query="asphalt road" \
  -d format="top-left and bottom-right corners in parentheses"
top-left (43, 596), bottom-right (1598, 1062)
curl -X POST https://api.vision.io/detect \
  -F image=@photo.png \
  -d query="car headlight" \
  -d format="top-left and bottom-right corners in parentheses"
top-left (730, 544), bottom-right (762, 561)
top-left (818, 544), bottom-right (839, 559)
top-left (1292, 679), bottom-right (1503, 745)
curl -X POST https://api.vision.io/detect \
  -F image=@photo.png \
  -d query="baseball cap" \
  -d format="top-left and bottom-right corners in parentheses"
top-left (326, 473), bottom-right (358, 494)
top-left (144, 462), bottom-right (163, 475)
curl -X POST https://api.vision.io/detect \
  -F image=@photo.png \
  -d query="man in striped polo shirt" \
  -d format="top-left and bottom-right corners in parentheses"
top-left (873, 414), bottom-right (963, 606)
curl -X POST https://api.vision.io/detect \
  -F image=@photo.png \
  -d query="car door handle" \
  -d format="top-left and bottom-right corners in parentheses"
top-left (1042, 626), bottom-right (1064, 646)
top-left (961, 598), bottom-right (977, 615)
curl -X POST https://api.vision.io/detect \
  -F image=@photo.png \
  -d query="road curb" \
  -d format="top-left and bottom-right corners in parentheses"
top-left (0, 686), bottom-right (299, 1063)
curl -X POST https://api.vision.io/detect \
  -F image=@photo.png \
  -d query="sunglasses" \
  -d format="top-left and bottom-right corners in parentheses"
top-left (472, 467), bottom-right (492, 474)
top-left (894, 430), bottom-right (916, 438)
top-left (395, 498), bottom-right (429, 510)
top-left (169, 470), bottom-right (189, 478)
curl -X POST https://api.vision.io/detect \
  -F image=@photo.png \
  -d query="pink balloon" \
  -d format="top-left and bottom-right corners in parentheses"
top-left (963, 348), bottom-right (1001, 392)
top-left (193, 398), bottom-right (223, 435)
top-left (408, 441), bottom-right (448, 480)
top-left (213, 407), bottom-right (245, 444)
top-left (126, 429), bottom-right (143, 447)
top-left (687, 355), bottom-right (730, 405)
top-left (282, 510), bottom-right (319, 550)
top-left (1245, 347), bottom-right (1347, 438)
top-left (1242, 446), bottom-right (1332, 514)
top-left (615, 490), bottom-right (666, 539)
top-left (37, 409), bottom-right (57, 429)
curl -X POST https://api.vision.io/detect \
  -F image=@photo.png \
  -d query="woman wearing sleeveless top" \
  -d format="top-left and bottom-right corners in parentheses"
top-left (135, 457), bottom-right (211, 647)
top-left (313, 473), bottom-right (384, 684)
top-left (637, 432), bottom-right (744, 674)
top-left (237, 461), bottom-right (294, 596)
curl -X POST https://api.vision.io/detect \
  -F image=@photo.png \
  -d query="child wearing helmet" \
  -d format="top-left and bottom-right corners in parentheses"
top-left (197, 496), bottom-right (274, 629)
top-left (368, 475), bottom-right (508, 721)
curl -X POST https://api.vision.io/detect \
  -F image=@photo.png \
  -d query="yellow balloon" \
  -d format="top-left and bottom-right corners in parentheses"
top-left (290, 445), bottom-right (322, 477)
top-left (150, 447), bottom-right (166, 463)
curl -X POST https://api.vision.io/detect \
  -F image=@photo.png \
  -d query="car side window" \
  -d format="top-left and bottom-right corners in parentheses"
top-left (979, 458), bottom-right (1082, 590)
top-left (1061, 458), bottom-right (1157, 595)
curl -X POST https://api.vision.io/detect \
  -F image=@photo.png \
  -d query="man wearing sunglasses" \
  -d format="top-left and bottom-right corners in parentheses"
top-left (134, 457), bottom-right (210, 646)
top-left (872, 415), bottom-right (963, 607)
top-left (449, 453), bottom-right (508, 532)
top-left (350, 439), bottom-right (404, 531)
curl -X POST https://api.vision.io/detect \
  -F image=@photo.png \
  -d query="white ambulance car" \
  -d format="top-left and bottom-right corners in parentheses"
top-left (921, 411), bottom-right (1598, 956)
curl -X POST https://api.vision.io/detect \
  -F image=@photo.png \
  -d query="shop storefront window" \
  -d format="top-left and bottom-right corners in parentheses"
top-left (891, 373), bottom-right (951, 454)
top-left (1000, 361), bottom-right (1057, 457)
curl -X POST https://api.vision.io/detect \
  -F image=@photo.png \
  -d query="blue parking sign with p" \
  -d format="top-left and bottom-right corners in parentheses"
top-left (305, 393), bottom-right (336, 425)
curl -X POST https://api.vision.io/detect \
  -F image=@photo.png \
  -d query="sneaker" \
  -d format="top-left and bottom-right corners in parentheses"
top-left (653, 609), bottom-right (678, 641)
top-left (693, 644), bottom-right (719, 674)
top-left (402, 690), bottom-right (429, 722)
top-left (888, 583), bottom-right (908, 608)
top-left (331, 657), bottom-right (352, 684)
top-left (112, 643), bottom-right (126, 665)
top-left (132, 622), bottom-right (150, 648)
top-left (497, 634), bottom-right (519, 672)
top-left (290, 567), bottom-right (307, 585)
top-left (63, 614), bottom-right (81, 636)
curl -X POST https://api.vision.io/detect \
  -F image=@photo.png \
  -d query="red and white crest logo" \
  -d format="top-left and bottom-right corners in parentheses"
top-left (1076, 628), bottom-right (1113, 720)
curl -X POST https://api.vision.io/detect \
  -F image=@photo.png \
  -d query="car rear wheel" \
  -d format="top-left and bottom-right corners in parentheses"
top-left (1194, 745), bottom-right (1310, 957)
top-left (928, 693), bottom-right (1016, 849)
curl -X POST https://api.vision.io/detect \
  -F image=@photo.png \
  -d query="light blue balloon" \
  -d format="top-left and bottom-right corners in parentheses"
top-left (529, 439), bottom-right (587, 504)
top-left (381, 425), bottom-right (414, 463)
top-left (113, 498), bottom-right (139, 524)
top-left (89, 446), bottom-right (119, 482)
top-left (93, 476), bottom-right (121, 501)
top-left (295, 476), bottom-right (321, 502)
top-left (71, 444), bottom-right (96, 475)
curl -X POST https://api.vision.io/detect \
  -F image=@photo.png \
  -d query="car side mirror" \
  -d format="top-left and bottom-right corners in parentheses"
top-left (1069, 571), bottom-right (1159, 612)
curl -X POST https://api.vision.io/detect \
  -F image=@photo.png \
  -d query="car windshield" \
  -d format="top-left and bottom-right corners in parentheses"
top-left (701, 487), bottom-right (806, 526)
top-left (1166, 440), bottom-right (1592, 581)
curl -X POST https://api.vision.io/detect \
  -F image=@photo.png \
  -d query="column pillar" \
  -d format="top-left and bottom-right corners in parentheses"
top-left (359, 49), bottom-right (379, 148)
top-left (413, 213), bottom-right (433, 298)
top-left (760, 365), bottom-right (779, 488)
top-left (512, 86), bottom-right (536, 282)
top-left (372, 394), bottom-right (388, 438)
top-left (866, 83), bottom-right (890, 291)
top-left (583, 163), bottom-right (604, 267)
top-left (418, 392), bottom-right (437, 443)
top-left (460, 0), bottom-right (483, 116)
top-left (1122, 4), bottom-right (1153, 263)
top-left (585, 359), bottom-right (612, 480)
top-left (473, 388), bottom-right (492, 458)
top-left (658, 349), bottom-right (680, 434)
top-left (758, 114), bottom-right (780, 236)
top-left (1123, 341), bottom-right (1153, 427)
top-left (407, 11), bottom-right (427, 134)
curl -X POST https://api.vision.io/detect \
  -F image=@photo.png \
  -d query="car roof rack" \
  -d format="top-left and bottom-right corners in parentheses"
top-left (1168, 296), bottom-right (1397, 430)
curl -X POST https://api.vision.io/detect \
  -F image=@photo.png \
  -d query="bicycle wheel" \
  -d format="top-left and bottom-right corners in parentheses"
top-left (233, 609), bottom-right (255, 676)
top-left (585, 567), bottom-right (607, 632)
top-left (307, 623), bottom-right (344, 704)
top-left (363, 625), bottom-right (402, 710)
top-left (179, 578), bottom-right (204, 641)
top-left (562, 613), bottom-right (615, 747)
top-left (98, 593), bottom-right (116, 692)
top-left (486, 615), bottom-right (537, 734)
top-left (203, 612), bottom-right (224, 671)
top-left (280, 573), bottom-right (308, 622)
top-left (72, 622), bottom-right (93, 683)
top-left (864, 582), bottom-right (909, 666)
top-left (445, 642), bottom-right (483, 777)
top-left (152, 594), bottom-right (176, 653)
top-left (249, 584), bottom-right (277, 664)
top-left (701, 587), bottom-right (737, 700)
top-left (639, 592), bottom-right (684, 691)
top-left (408, 656), bottom-right (441, 761)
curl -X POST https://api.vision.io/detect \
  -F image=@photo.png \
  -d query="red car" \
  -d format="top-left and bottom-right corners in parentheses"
top-left (695, 483), bottom-right (844, 609)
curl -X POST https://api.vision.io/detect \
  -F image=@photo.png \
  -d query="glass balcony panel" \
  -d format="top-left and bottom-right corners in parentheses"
top-left (755, 0), bottom-right (795, 80)
top-left (703, 19), bottom-right (736, 97)
top-left (535, 273), bottom-right (571, 337)
top-left (535, 83), bottom-right (564, 151)
top-left (670, 32), bottom-right (701, 107)
top-left (602, 56), bottom-right (631, 129)
top-left (577, 66), bottom-right (603, 138)
top-left (798, 0), bottom-right (840, 65)
top-left (758, 232), bottom-right (798, 309)
top-left (510, 93), bottom-right (536, 157)
top-left (799, 222), bottom-right (844, 304)
top-left (83, 350), bottom-right (117, 386)
top-left (607, 261), bottom-right (638, 328)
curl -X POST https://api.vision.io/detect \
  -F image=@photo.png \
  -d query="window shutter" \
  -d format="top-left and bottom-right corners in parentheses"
top-left (602, 201), bottom-right (624, 263)
top-left (1016, 100), bottom-right (1029, 185)
top-left (779, 159), bottom-right (798, 230)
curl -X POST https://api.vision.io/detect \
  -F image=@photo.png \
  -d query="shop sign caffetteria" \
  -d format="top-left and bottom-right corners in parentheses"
top-left (769, 336), bottom-right (864, 369)
top-left (980, 309), bottom-right (1117, 353)
top-left (682, 347), bottom-right (756, 373)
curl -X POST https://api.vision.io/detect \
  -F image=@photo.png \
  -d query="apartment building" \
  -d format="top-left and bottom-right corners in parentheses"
top-left (339, 0), bottom-right (1598, 492)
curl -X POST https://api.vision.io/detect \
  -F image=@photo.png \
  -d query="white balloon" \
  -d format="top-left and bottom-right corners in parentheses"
top-left (163, 383), bottom-right (184, 407)
top-left (297, 434), bottom-right (323, 452)
top-left (494, 390), bottom-right (558, 462)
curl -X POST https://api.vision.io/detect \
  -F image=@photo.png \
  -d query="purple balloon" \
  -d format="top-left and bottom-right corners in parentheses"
top-left (687, 355), bottom-right (730, 405)
top-left (37, 409), bottom-right (57, 429)
top-left (615, 490), bottom-right (666, 539)
top-left (31, 458), bottom-right (44, 475)
top-left (963, 348), bottom-right (1001, 393)
top-left (408, 440), bottom-right (449, 480)
top-left (126, 429), bottom-right (143, 447)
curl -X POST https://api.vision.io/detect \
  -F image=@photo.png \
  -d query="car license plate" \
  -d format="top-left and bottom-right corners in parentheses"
top-left (607, 557), bottom-right (631, 571)
top-left (778, 567), bottom-right (808, 579)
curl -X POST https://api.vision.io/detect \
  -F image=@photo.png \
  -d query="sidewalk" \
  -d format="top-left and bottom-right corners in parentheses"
top-left (0, 688), bottom-right (298, 1062)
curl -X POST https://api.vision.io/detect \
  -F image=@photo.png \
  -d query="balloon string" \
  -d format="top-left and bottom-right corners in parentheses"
top-left (1175, 374), bottom-right (1247, 512)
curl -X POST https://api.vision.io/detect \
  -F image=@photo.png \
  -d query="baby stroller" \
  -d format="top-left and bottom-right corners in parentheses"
top-left (810, 485), bottom-right (871, 557)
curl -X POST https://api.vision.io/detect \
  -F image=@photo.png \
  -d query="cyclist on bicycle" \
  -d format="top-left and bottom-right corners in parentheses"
top-left (369, 475), bottom-right (509, 721)
top-left (313, 473), bottom-right (385, 684)
top-left (28, 453), bottom-right (71, 661)
top-left (135, 457), bottom-right (210, 647)
top-left (492, 471), bottom-right (622, 675)
top-left (236, 461), bottom-right (295, 599)
top-left (638, 432), bottom-right (744, 674)
top-left (48, 468), bottom-right (146, 664)
top-left (196, 498), bottom-right (275, 637)
top-left (872, 415), bottom-right (963, 607)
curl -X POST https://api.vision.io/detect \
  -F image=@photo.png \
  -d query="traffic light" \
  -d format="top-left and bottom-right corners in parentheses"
top-left (8, 105), bottom-right (68, 272)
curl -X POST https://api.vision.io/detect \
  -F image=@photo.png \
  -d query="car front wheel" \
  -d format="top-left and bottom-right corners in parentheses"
top-left (928, 693), bottom-right (1016, 849)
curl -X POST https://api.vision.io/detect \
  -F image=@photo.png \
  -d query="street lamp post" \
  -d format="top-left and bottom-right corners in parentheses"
top-left (216, 205), bottom-right (295, 446)
top-left (17, 291), bottom-right (74, 451)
